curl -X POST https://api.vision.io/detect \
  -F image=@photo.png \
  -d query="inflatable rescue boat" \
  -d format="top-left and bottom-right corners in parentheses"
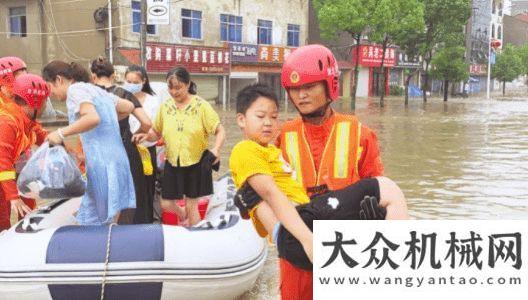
top-left (0, 175), bottom-right (267, 300)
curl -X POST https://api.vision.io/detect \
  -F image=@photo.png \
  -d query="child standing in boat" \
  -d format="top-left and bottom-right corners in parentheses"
top-left (134, 67), bottom-right (226, 226)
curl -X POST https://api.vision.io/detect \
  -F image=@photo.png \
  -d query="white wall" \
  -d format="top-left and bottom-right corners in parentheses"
top-left (356, 68), bottom-right (370, 98)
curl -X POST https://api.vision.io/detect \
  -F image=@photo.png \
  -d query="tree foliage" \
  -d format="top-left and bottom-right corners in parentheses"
top-left (419, 0), bottom-right (471, 101)
top-left (492, 44), bottom-right (522, 95)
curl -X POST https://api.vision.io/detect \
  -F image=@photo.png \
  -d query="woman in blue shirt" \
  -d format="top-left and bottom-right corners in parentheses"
top-left (43, 61), bottom-right (136, 225)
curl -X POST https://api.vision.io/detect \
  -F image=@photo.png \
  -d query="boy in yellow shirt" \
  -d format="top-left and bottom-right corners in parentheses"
top-left (229, 84), bottom-right (408, 275)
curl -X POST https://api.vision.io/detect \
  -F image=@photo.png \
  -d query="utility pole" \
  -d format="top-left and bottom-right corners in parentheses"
top-left (108, 0), bottom-right (113, 63)
top-left (39, 0), bottom-right (48, 68)
top-left (140, 0), bottom-right (147, 68)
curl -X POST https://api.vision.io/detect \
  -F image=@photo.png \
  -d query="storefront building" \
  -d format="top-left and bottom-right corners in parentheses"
top-left (229, 44), bottom-right (296, 107)
top-left (351, 45), bottom-right (396, 98)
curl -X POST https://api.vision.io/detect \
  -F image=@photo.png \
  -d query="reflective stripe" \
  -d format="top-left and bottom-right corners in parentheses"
top-left (355, 122), bottom-right (362, 178)
top-left (285, 132), bottom-right (303, 184)
top-left (333, 122), bottom-right (351, 178)
top-left (0, 170), bottom-right (16, 181)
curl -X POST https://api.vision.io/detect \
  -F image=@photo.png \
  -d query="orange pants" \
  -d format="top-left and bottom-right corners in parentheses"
top-left (280, 258), bottom-right (313, 300)
top-left (0, 191), bottom-right (35, 231)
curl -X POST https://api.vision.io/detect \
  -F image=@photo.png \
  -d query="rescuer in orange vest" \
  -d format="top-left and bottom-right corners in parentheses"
top-left (278, 44), bottom-right (384, 197)
top-left (0, 56), bottom-right (48, 142)
top-left (0, 56), bottom-right (29, 108)
top-left (0, 74), bottom-right (50, 231)
top-left (277, 44), bottom-right (386, 299)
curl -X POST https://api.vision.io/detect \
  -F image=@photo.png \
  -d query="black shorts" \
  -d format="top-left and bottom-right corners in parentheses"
top-left (277, 177), bottom-right (381, 270)
top-left (161, 159), bottom-right (213, 200)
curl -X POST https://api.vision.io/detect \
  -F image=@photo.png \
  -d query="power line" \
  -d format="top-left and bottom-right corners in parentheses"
top-left (0, 23), bottom-right (139, 36)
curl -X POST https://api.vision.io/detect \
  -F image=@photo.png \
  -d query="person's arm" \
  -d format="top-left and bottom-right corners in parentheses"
top-left (203, 103), bottom-right (224, 158)
top-left (131, 107), bottom-right (152, 133)
top-left (133, 103), bottom-right (163, 144)
top-left (0, 122), bottom-right (32, 216)
top-left (32, 123), bottom-right (48, 146)
top-left (48, 102), bottom-right (100, 145)
top-left (358, 125), bottom-right (384, 178)
top-left (115, 98), bottom-right (134, 120)
top-left (209, 124), bottom-right (225, 161)
top-left (133, 127), bottom-right (161, 144)
top-left (247, 174), bottom-right (314, 262)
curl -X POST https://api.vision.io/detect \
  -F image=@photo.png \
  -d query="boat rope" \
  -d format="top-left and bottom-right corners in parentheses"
top-left (101, 223), bottom-right (116, 300)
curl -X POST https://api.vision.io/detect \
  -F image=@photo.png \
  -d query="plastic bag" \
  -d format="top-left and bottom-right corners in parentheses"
top-left (17, 142), bottom-right (86, 200)
top-left (14, 149), bottom-right (32, 174)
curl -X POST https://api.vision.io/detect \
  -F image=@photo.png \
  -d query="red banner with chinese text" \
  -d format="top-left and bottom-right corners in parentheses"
top-left (146, 43), bottom-right (230, 74)
top-left (351, 45), bottom-right (396, 67)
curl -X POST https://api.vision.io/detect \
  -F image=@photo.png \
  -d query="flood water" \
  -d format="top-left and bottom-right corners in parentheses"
top-left (237, 96), bottom-right (528, 299)
top-left (41, 96), bottom-right (528, 299)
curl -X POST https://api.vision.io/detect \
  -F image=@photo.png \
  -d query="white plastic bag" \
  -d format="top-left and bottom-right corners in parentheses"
top-left (17, 142), bottom-right (86, 200)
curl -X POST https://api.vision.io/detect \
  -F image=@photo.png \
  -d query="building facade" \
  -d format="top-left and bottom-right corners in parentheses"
top-left (115, 0), bottom-right (309, 105)
top-left (465, 0), bottom-right (504, 94)
top-left (1, 0), bottom-right (309, 105)
top-left (503, 14), bottom-right (528, 46)
top-left (0, 0), bottom-right (109, 73)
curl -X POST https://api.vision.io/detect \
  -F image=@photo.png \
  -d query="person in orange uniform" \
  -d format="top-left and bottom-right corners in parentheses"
top-left (276, 45), bottom-right (385, 299)
top-left (0, 56), bottom-right (48, 142)
top-left (0, 56), bottom-right (29, 107)
top-left (0, 74), bottom-right (50, 231)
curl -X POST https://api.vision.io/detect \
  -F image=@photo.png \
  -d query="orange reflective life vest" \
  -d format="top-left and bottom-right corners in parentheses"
top-left (279, 113), bottom-right (363, 196)
top-left (0, 106), bottom-right (36, 180)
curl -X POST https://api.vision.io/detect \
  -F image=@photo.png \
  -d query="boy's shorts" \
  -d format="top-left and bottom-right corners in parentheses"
top-left (276, 177), bottom-right (381, 270)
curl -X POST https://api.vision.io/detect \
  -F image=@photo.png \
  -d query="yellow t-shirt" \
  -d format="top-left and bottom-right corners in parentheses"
top-left (229, 140), bottom-right (310, 237)
top-left (153, 95), bottom-right (220, 167)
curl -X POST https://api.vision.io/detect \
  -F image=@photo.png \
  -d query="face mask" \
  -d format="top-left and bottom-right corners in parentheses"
top-left (122, 83), bottom-right (142, 94)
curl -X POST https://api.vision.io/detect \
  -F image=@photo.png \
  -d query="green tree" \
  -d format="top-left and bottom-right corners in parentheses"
top-left (368, 0), bottom-right (424, 106)
top-left (394, 28), bottom-right (425, 105)
top-left (314, 0), bottom-right (385, 109)
top-left (492, 44), bottom-right (523, 96)
top-left (515, 43), bottom-right (528, 91)
top-left (420, 0), bottom-right (471, 102)
top-left (430, 45), bottom-right (469, 101)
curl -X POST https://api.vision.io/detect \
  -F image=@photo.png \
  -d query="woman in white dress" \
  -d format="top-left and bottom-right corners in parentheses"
top-left (124, 65), bottom-right (162, 223)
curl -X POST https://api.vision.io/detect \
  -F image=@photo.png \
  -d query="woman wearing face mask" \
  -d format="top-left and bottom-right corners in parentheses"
top-left (134, 67), bottom-right (226, 226)
top-left (90, 57), bottom-right (152, 224)
top-left (43, 61), bottom-right (136, 225)
top-left (125, 64), bottom-right (160, 223)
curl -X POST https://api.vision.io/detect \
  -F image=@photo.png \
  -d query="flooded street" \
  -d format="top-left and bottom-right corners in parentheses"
top-left (235, 96), bottom-right (528, 299)
top-left (42, 95), bottom-right (528, 299)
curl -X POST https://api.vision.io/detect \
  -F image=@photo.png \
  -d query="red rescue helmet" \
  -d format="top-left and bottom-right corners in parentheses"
top-left (12, 74), bottom-right (50, 109)
top-left (281, 44), bottom-right (340, 101)
top-left (0, 56), bottom-right (27, 87)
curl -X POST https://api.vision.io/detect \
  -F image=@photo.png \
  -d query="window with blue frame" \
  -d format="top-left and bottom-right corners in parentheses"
top-left (287, 24), bottom-right (300, 47)
top-left (9, 7), bottom-right (26, 37)
top-left (220, 14), bottom-right (242, 42)
top-left (182, 9), bottom-right (202, 39)
top-left (132, 1), bottom-right (156, 35)
top-left (257, 19), bottom-right (272, 45)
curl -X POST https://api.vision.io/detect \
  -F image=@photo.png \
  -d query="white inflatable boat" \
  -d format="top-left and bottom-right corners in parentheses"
top-left (0, 175), bottom-right (267, 300)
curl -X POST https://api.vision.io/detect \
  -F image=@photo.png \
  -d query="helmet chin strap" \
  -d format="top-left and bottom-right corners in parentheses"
top-left (299, 100), bottom-right (332, 121)
top-left (32, 109), bottom-right (38, 121)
